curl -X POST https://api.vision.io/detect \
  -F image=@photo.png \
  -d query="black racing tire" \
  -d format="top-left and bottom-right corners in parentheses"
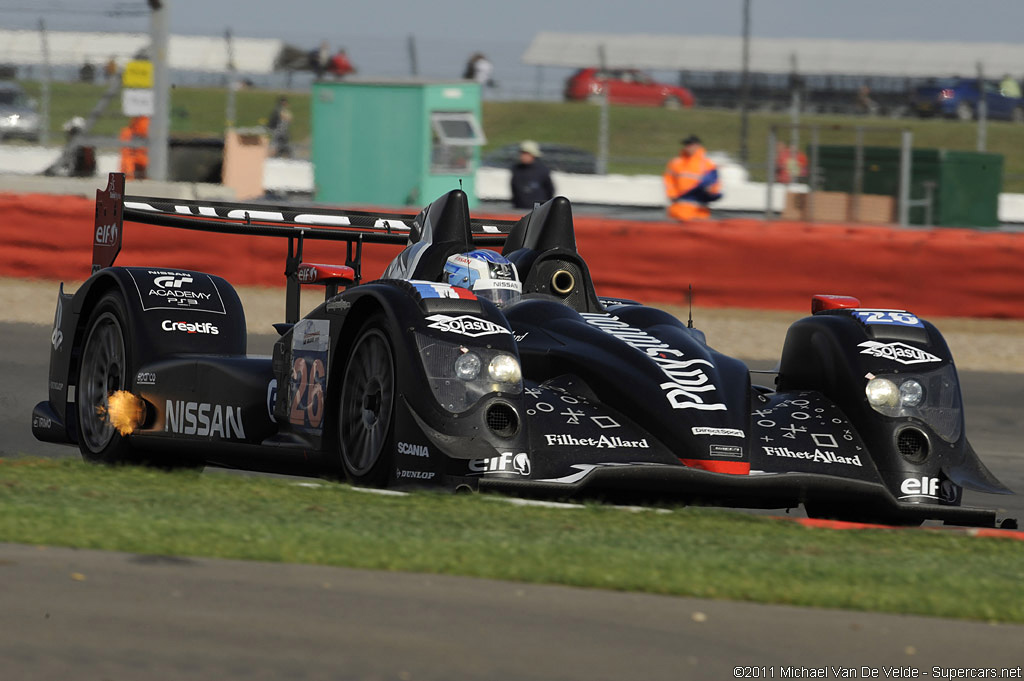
top-left (337, 314), bottom-right (396, 486)
top-left (955, 101), bottom-right (973, 121)
top-left (1013, 107), bottom-right (1024, 124)
top-left (76, 290), bottom-right (136, 464)
top-left (663, 95), bottom-right (682, 110)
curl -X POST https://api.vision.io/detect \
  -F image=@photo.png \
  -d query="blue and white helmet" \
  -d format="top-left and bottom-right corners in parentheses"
top-left (443, 250), bottom-right (522, 308)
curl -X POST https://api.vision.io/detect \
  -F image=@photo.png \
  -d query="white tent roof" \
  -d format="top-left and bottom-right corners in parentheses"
top-left (0, 29), bottom-right (283, 74)
top-left (522, 32), bottom-right (1024, 78)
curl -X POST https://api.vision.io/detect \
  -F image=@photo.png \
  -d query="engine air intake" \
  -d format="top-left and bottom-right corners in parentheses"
top-left (486, 402), bottom-right (519, 438)
top-left (897, 427), bottom-right (929, 464)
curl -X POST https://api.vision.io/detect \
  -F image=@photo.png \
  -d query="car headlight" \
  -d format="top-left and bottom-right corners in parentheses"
top-left (488, 354), bottom-right (521, 384)
top-left (454, 351), bottom-right (481, 380)
top-left (864, 368), bottom-right (962, 443)
top-left (899, 379), bottom-right (924, 407)
top-left (865, 377), bottom-right (899, 408)
top-left (416, 335), bottom-right (522, 413)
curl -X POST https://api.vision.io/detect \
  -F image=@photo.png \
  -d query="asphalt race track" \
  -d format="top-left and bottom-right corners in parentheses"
top-left (2, 541), bottom-right (1023, 681)
top-left (3, 320), bottom-right (1024, 679)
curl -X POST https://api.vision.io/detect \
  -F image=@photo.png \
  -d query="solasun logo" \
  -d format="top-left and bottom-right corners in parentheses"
top-left (858, 341), bottom-right (940, 365)
top-left (425, 314), bottom-right (510, 337)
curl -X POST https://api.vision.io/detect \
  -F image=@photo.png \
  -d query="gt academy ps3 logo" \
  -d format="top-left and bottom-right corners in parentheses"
top-left (153, 274), bottom-right (193, 289)
top-left (469, 452), bottom-right (531, 476)
top-left (148, 270), bottom-right (212, 308)
top-left (426, 314), bottom-right (510, 338)
top-left (858, 341), bottom-right (940, 365)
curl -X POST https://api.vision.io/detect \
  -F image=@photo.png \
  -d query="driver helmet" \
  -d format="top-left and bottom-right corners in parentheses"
top-left (443, 250), bottom-right (522, 308)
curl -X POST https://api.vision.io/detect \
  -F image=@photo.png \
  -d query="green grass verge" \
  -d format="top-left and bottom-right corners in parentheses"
top-left (19, 81), bottom-right (1024, 191)
top-left (2, 457), bottom-right (1022, 622)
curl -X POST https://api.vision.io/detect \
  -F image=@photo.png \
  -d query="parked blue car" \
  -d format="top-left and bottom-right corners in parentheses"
top-left (913, 78), bottom-right (1024, 122)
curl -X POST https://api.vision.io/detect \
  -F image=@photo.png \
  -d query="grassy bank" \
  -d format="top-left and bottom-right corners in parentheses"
top-left (2, 457), bottom-right (1022, 622)
top-left (18, 81), bottom-right (1024, 190)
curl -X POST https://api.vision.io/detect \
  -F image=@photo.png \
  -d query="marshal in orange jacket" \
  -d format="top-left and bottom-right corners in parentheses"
top-left (120, 116), bottom-right (150, 179)
top-left (663, 141), bottom-right (722, 221)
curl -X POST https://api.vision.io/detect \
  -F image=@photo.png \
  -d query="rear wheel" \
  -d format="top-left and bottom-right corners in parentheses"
top-left (77, 291), bottom-right (134, 463)
top-left (955, 101), bottom-right (973, 121)
top-left (338, 316), bottom-right (396, 486)
top-left (1013, 107), bottom-right (1024, 124)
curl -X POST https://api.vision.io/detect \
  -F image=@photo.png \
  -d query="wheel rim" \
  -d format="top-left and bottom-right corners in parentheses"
top-left (339, 329), bottom-right (395, 477)
top-left (78, 311), bottom-right (125, 453)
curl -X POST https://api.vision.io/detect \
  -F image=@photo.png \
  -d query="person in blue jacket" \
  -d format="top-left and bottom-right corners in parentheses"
top-left (510, 140), bottom-right (555, 209)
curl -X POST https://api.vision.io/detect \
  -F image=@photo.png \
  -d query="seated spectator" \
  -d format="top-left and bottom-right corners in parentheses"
top-left (328, 49), bottom-right (356, 79)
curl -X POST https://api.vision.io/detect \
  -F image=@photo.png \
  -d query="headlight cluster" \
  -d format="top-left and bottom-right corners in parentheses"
top-left (865, 377), bottom-right (924, 408)
top-left (416, 334), bottom-right (522, 413)
top-left (863, 366), bottom-right (962, 442)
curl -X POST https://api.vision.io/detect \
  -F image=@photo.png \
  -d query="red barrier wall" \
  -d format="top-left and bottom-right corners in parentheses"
top-left (3, 193), bottom-right (1024, 319)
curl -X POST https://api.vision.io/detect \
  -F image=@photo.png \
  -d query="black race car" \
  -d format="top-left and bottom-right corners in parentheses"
top-left (33, 173), bottom-right (1015, 528)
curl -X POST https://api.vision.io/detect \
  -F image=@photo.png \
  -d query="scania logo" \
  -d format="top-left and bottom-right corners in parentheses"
top-left (153, 274), bottom-right (193, 289)
top-left (858, 341), bottom-right (941, 365)
top-left (425, 314), bottom-right (510, 337)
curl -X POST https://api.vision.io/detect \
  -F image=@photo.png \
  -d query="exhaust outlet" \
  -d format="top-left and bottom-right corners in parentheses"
top-left (551, 269), bottom-right (575, 295)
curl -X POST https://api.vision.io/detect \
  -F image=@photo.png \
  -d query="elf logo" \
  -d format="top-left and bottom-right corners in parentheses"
top-left (468, 452), bottom-right (531, 476)
top-left (899, 476), bottom-right (939, 500)
top-left (95, 223), bottom-right (118, 246)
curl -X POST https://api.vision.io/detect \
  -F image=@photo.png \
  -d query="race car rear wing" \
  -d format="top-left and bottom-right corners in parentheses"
top-left (93, 173), bottom-right (516, 323)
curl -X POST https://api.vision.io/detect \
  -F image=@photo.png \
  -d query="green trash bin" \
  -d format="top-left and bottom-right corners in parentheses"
top-left (817, 145), bottom-right (1003, 228)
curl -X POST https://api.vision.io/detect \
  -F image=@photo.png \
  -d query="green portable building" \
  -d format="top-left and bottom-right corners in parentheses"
top-left (311, 79), bottom-right (486, 207)
top-left (818, 145), bottom-right (1003, 227)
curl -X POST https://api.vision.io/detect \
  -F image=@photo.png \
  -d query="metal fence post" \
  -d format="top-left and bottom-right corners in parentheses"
top-left (765, 127), bottom-right (777, 220)
top-left (596, 44), bottom-right (609, 175)
top-left (149, 1), bottom-right (171, 181)
top-left (898, 130), bottom-right (913, 227)
top-left (808, 125), bottom-right (820, 222)
top-left (852, 126), bottom-right (864, 222)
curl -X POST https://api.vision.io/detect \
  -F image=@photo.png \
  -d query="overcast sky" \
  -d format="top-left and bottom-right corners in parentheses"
top-left (4, 0), bottom-right (1024, 45)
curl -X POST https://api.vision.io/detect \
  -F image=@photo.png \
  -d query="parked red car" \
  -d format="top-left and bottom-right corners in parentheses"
top-left (564, 68), bottom-right (695, 108)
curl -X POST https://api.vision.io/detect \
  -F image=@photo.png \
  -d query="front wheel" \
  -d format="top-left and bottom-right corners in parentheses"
top-left (663, 95), bottom-right (682, 110)
top-left (77, 291), bottom-right (135, 464)
top-left (955, 101), bottom-right (973, 121)
top-left (337, 316), bottom-right (396, 486)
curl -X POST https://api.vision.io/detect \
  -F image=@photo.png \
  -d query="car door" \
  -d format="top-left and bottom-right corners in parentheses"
top-left (610, 70), bottom-right (647, 105)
